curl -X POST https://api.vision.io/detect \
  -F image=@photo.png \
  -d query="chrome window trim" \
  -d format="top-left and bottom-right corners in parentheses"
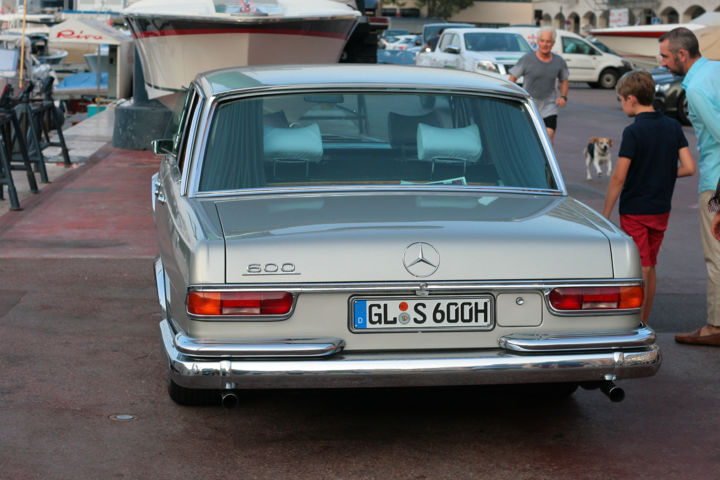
top-left (192, 185), bottom-right (565, 198)
top-left (184, 87), bottom-right (215, 198)
top-left (180, 92), bottom-right (205, 197)
top-left (525, 100), bottom-right (566, 192)
top-left (185, 87), bottom-right (567, 198)
top-left (178, 86), bottom-right (207, 197)
top-left (188, 279), bottom-right (642, 294)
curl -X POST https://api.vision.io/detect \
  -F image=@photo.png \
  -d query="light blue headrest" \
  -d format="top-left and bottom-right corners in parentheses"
top-left (417, 123), bottom-right (482, 163)
top-left (264, 124), bottom-right (323, 163)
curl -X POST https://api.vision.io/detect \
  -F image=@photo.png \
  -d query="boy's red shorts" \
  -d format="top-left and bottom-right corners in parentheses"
top-left (620, 213), bottom-right (670, 267)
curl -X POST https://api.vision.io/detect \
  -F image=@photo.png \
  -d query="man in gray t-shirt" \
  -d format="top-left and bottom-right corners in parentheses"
top-left (509, 27), bottom-right (569, 145)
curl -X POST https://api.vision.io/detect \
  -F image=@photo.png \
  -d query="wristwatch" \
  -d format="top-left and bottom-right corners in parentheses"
top-left (561, 95), bottom-right (568, 101)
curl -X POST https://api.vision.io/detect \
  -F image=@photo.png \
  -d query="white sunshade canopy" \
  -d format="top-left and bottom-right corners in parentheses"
top-left (48, 18), bottom-right (130, 45)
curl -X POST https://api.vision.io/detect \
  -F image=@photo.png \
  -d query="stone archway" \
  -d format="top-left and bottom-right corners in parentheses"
top-left (568, 12), bottom-right (580, 33)
top-left (542, 13), bottom-right (552, 26)
top-left (599, 10), bottom-right (610, 28)
top-left (683, 6), bottom-right (705, 22)
top-left (582, 11), bottom-right (597, 35)
top-left (661, 7), bottom-right (679, 24)
top-left (627, 9), bottom-right (637, 25)
top-left (554, 13), bottom-right (565, 30)
top-left (635, 8), bottom-right (656, 25)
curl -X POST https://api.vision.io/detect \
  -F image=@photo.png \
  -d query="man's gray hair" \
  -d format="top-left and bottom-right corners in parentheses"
top-left (659, 27), bottom-right (700, 58)
top-left (539, 26), bottom-right (557, 41)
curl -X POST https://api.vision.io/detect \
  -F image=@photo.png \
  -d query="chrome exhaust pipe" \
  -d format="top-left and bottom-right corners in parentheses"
top-left (600, 381), bottom-right (625, 403)
top-left (221, 392), bottom-right (239, 409)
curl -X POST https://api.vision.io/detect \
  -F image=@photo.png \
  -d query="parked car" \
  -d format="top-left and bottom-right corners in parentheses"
top-left (378, 44), bottom-right (421, 64)
top-left (382, 28), bottom-right (410, 39)
top-left (384, 34), bottom-right (421, 50)
top-left (378, 29), bottom-right (412, 49)
top-left (415, 28), bottom-right (532, 81)
top-left (650, 67), bottom-right (689, 126)
top-left (501, 27), bottom-right (633, 89)
top-left (152, 64), bottom-right (660, 407)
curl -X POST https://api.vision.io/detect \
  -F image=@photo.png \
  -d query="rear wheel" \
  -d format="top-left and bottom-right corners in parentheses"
top-left (168, 379), bottom-right (220, 406)
top-left (677, 92), bottom-right (691, 126)
top-left (598, 68), bottom-right (619, 89)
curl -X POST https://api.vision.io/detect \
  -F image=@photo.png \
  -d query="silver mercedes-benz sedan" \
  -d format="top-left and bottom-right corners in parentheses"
top-left (152, 64), bottom-right (660, 407)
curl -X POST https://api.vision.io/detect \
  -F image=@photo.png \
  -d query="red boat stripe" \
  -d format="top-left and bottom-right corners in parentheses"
top-left (133, 27), bottom-right (348, 40)
top-left (592, 31), bottom-right (666, 38)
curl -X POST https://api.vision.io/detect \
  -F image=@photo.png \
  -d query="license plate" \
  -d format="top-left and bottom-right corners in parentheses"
top-left (351, 296), bottom-right (494, 332)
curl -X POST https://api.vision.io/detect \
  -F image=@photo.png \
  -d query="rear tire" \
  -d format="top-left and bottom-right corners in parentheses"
top-left (168, 379), bottom-right (220, 406)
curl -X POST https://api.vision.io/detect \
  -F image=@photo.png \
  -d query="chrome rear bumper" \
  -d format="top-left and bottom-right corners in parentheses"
top-left (160, 320), bottom-right (661, 390)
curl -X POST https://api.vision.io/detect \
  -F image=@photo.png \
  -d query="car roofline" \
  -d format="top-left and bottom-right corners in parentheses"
top-left (196, 64), bottom-right (528, 98)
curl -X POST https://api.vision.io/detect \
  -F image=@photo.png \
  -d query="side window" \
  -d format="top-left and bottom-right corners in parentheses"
top-left (585, 43), bottom-right (600, 56)
top-left (166, 89), bottom-right (200, 173)
top-left (562, 38), bottom-right (595, 55)
top-left (439, 34), bottom-right (455, 52)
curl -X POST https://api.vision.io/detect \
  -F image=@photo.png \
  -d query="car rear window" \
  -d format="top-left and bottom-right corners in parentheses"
top-left (464, 33), bottom-right (532, 52)
top-left (198, 92), bottom-right (556, 192)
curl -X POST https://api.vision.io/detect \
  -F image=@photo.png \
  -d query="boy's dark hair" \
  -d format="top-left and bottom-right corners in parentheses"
top-left (659, 27), bottom-right (700, 58)
top-left (616, 70), bottom-right (655, 106)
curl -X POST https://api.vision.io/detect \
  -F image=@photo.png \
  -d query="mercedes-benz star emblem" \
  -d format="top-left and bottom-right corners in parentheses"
top-left (403, 242), bottom-right (440, 277)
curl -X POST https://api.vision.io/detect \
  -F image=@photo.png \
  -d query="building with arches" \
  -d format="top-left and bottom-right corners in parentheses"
top-left (521, 1), bottom-right (719, 34)
top-left (384, 1), bottom-right (718, 34)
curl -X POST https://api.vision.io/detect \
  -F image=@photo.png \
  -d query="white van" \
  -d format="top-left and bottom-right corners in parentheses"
top-left (501, 27), bottom-right (633, 89)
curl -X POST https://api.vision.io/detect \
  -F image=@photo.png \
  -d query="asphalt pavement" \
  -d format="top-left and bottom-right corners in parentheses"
top-left (1, 89), bottom-right (719, 479)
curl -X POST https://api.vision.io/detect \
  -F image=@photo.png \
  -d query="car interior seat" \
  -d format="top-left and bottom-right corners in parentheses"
top-left (263, 123), bottom-right (323, 178)
top-left (416, 123), bottom-right (483, 176)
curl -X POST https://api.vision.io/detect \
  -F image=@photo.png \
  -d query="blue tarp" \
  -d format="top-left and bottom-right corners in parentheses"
top-left (56, 72), bottom-right (108, 90)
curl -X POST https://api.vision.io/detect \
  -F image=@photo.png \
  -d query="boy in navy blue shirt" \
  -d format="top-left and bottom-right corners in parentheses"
top-left (603, 70), bottom-right (696, 324)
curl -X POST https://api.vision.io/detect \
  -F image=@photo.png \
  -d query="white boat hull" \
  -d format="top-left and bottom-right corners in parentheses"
top-left (592, 13), bottom-right (720, 66)
top-left (132, 29), bottom-right (350, 96)
top-left (124, 0), bottom-right (360, 98)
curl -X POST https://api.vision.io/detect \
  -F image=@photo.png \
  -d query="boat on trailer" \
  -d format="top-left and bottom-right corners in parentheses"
top-left (123, 0), bottom-right (361, 98)
top-left (591, 12), bottom-right (720, 68)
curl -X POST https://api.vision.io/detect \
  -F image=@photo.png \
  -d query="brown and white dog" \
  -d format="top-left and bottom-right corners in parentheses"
top-left (584, 136), bottom-right (613, 180)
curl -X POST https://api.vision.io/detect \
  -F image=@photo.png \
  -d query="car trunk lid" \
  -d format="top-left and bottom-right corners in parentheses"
top-left (216, 193), bottom-right (614, 283)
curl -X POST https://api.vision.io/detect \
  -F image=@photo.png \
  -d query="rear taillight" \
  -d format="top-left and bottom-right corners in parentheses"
top-left (549, 286), bottom-right (643, 311)
top-left (187, 291), bottom-right (293, 316)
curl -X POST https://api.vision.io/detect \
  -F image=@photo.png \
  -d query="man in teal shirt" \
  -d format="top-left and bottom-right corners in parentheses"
top-left (659, 27), bottom-right (720, 345)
